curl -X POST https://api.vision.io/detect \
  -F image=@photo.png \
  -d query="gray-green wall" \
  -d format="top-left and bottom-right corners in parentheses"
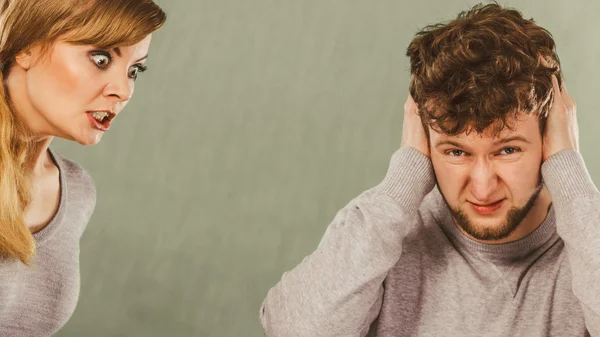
top-left (53, 0), bottom-right (600, 336)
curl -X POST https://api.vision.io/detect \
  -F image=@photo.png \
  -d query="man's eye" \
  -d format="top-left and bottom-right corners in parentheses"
top-left (499, 147), bottom-right (520, 155)
top-left (90, 53), bottom-right (111, 68)
top-left (447, 149), bottom-right (465, 157)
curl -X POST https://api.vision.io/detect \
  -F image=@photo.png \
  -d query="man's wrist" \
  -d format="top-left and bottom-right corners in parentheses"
top-left (376, 147), bottom-right (435, 211)
top-left (542, 150), bottom-right (598, 204)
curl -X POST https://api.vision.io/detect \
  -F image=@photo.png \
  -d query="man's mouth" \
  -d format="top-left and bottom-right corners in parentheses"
top-left (469, 199), bottom-right (505, 215)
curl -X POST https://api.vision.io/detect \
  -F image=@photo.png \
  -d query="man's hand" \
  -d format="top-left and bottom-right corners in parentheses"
top-left (542, 74), bottom-right (579, 162)
top-left (401, 93), bottom-right (430, 157)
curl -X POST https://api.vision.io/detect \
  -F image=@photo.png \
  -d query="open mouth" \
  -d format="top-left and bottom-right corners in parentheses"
top-left (91, 111), bottom-right (110, 123)
top-left (86, 110), bottom-right (115, 131)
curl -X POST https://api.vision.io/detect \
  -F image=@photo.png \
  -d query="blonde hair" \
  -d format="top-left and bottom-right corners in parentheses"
top-left (0, 0), bottom-right (166, 264)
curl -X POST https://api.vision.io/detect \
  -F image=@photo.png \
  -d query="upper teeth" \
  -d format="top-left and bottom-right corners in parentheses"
top-left (91, 111), bottom-right (109, 121)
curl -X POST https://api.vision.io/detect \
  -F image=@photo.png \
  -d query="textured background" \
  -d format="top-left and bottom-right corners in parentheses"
top-left (53, 0), bottom-right (600, 336)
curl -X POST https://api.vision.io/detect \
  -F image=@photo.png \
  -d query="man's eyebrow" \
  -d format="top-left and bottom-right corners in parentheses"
top-left (434, 140), bottom-right (465, 148)
top-left (493, 136), bottom-right (531, 145)
top-left (434, 135), bottom-right (530, 148)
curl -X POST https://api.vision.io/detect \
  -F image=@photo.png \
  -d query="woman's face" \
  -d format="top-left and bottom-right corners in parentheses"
top-left (8, 34), bottom-right (153, 145)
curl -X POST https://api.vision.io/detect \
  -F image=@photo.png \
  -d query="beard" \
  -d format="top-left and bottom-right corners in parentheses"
top-left (438, 181), bottom-right (544, 241)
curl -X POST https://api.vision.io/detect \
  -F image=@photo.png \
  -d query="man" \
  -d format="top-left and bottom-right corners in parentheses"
top-left (259, 3), bottom-right (600, 336)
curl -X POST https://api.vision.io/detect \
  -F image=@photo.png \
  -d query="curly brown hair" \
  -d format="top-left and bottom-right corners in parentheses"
top-left (406, 2), bottom-right (562, 137)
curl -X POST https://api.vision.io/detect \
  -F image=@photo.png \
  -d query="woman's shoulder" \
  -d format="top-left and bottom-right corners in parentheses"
top-left (45, 147), bottom-right (97, 235)
top-left (48, 147), bottom-right (96, 202)
top-left (49, 147), bottom-right (93, 179)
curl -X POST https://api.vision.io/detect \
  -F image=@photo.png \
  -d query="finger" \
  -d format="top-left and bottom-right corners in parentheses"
top-left (405, 93), bottom-right (419, 114)
top-left (539, 54), bottom-right (551, 68)
top-left (539, 54), bottom-right (559, 72)
top-left (561, 81), bottom-right (571, 101)
top-left (558, 75), bottom-right (577, 109)
top-left (551, 75), bottom-right (564, 107)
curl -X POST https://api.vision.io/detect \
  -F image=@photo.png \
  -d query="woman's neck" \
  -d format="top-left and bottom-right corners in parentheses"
top-left (28, 136), bottom-right (55, 176)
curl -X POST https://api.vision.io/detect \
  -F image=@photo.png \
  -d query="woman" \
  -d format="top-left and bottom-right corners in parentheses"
top-left (0, 0), bottom-right (166, 335)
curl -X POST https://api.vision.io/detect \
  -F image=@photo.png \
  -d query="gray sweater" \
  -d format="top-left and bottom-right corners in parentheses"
top-left (259, 147), bottom-right (600, 337)
top-left (0, 148), bottom-right (96, 336)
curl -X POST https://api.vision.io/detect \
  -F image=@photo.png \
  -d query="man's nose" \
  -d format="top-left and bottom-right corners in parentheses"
top-left (469, 159), bottom-right (499, 203)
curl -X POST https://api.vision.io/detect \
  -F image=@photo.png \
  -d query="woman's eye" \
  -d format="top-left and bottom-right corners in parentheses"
top-left (90, 53), bottom-right (111, 68)
top-left (128, 64), bottom-right (147, 80)
top-left (128, 67), bottom-right (137, 80)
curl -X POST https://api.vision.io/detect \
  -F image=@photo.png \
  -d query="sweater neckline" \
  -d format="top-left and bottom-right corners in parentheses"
top-left (31, 147), bottom-right (68, 245)
top-left (430, 187), bottom-right (557, 262)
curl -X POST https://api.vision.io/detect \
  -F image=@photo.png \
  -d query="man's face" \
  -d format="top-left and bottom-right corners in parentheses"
top-left (430, 113), bottom-right (544, 241)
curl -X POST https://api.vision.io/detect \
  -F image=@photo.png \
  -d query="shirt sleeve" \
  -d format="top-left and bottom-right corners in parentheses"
top-left (542, 149), bottom-right (600, 336)
top-left (259, 147), bottom-right (435, 337)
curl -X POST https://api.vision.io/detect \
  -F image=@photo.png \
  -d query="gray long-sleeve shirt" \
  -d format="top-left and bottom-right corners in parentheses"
top-left (259, 147), bottom-right (600, 336)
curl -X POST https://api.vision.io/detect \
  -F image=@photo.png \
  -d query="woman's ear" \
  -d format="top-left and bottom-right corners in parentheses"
top-left (14, 45), bottom-right (42, 70)
top-left (14, 50), bottom-right (32, 70)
